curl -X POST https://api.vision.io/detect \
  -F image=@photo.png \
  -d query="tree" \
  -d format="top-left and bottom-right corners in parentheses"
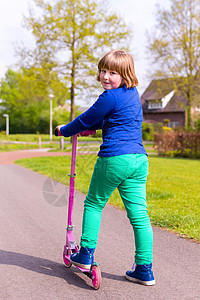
top-left (22, 0), bottom-right (132, 121)
top-left (147, 0), bottom-right (200, 127)
top-left (0, 68), bottom-right (69, 133)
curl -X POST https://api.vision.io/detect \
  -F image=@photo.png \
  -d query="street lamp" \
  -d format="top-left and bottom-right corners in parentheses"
top-left (49, 93), bottom-right (54, 141)
top-left (3, 114), bottom-right (9, 135)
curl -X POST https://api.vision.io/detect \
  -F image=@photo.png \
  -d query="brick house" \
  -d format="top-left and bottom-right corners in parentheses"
top-left (141, 79), bottom-right (189, 128)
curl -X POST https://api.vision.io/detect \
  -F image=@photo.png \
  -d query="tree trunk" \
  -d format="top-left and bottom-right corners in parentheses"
top-left (187, 106), bottom-right (191, 129)
top-left (186, 85), bottom-right (192, 129)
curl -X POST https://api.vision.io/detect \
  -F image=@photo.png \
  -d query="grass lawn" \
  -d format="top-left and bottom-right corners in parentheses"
top-left (0, 133), bottom-right (102, 143)
top-left (0, 133), bottom-right (155, 153)
top-left (15, 155), bottom-right (200, 242)
top-left (0, 133), bottom-right (102, 152)
top-left (0, 143), bottom-right (59, 152)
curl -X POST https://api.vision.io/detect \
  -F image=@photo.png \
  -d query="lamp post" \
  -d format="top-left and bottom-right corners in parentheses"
top-left (49, 93), bottom-right (54, 141)
top-left (3, 114), bottom-right (9, 135)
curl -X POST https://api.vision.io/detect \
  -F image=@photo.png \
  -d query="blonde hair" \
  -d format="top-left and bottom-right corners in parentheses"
top-left (97, 50), bottom-right (138, 88)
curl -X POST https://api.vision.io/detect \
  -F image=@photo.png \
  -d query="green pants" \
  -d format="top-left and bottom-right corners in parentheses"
top-left (80, 154), bottom-right (153, 265)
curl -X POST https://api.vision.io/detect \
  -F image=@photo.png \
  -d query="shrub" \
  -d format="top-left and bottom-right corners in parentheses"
top-left (194, 118), bottom-right (200, 132)
top-left (163, 119), bottom-right (170, 126)
top-left (163, 126), bottom-right (172, 132)
top-left (142, 122), bottom-right (163, 141)
top-left (154, 131), bottom-right (200, 158)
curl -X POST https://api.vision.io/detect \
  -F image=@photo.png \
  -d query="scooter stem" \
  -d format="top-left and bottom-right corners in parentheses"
top-left (67, 134), bottom-right (78, 227)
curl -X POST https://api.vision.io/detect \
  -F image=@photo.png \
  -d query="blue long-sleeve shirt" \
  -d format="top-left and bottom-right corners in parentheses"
top-left (60, 85), bottom-right (147, 157)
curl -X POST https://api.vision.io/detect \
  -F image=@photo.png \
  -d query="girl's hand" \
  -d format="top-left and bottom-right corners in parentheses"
top-left (56, 124), bottom-right (65, 133)
top-left (55, 125), bottom-right (65, 136)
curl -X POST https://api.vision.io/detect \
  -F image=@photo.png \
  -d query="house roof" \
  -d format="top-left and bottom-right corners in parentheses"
top-left (141, 79), bottom-right (174, 102)
top-left (141, 79), bottom-right (189, 113)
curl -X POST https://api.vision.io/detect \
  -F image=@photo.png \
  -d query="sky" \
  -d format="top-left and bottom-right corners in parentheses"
top-left (0, 0), bottom-right (170, 97)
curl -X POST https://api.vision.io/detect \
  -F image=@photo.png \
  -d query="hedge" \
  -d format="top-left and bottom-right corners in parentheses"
top-left (154, 131), bottom-right (200, 158)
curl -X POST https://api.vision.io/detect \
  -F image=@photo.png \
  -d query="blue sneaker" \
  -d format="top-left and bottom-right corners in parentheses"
top-left (70, 247), bottom-right (95, 269)
top-left (125, 263), bottom-right (155, 286)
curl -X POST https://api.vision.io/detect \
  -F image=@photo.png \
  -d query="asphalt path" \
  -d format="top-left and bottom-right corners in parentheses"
top-left (0, 151), bottom-right (199, 299)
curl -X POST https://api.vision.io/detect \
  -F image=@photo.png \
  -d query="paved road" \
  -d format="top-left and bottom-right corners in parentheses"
top-left (0, 152), bottom-right (199, 299)
top-left (0, 149), bottom-right (74, 165)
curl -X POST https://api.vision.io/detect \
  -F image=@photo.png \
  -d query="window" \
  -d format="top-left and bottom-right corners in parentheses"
top-left (148, 101), bottom-right (162, 109)
top-left (169, 121), bottom-right (179, 129)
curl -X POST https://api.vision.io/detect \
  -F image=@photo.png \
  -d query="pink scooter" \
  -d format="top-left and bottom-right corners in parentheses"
top-left (55, 128), bottom-right (102, 290)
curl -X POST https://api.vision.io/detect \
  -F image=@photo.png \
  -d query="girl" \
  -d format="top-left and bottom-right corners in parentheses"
top-left (56, 50), bottom-right (155, 286)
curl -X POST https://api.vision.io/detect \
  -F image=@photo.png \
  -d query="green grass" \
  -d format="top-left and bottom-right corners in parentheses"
top-left (0, 143), bottom-right (59, 152)
top-left (0, 133), bottom-right (102, 152)
top-left (0, 133), bottom-right (102, 143)
top-left (0, 133), bottom-right (155, 154)
top-left (15, 155), bottom-right (200, 242)
top-left (0, 133), bottom-right (60, 151)
top-left (0, 141), bottom-right (101, 152)
top-left (147, 157), bottom-right (200, 241)
top-left (0, 133), bottom-right (53, 142)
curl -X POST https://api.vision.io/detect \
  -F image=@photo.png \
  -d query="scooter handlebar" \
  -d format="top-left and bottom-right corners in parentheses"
top-left (55, 128), bottom-right (63, 136)
top-left (78, 130), bottom-right (96, 136)
top-left (55, 128), bottom-right (96, 137)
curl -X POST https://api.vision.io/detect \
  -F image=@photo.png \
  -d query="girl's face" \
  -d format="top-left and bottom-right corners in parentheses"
top-left (100, 69), bottom-right (123, 90)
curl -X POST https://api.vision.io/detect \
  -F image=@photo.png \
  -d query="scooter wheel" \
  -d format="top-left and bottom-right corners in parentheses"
top-left (91, 265), bottom-right (102, 290)
top-left (63, 251), bottom-right (72, 268)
